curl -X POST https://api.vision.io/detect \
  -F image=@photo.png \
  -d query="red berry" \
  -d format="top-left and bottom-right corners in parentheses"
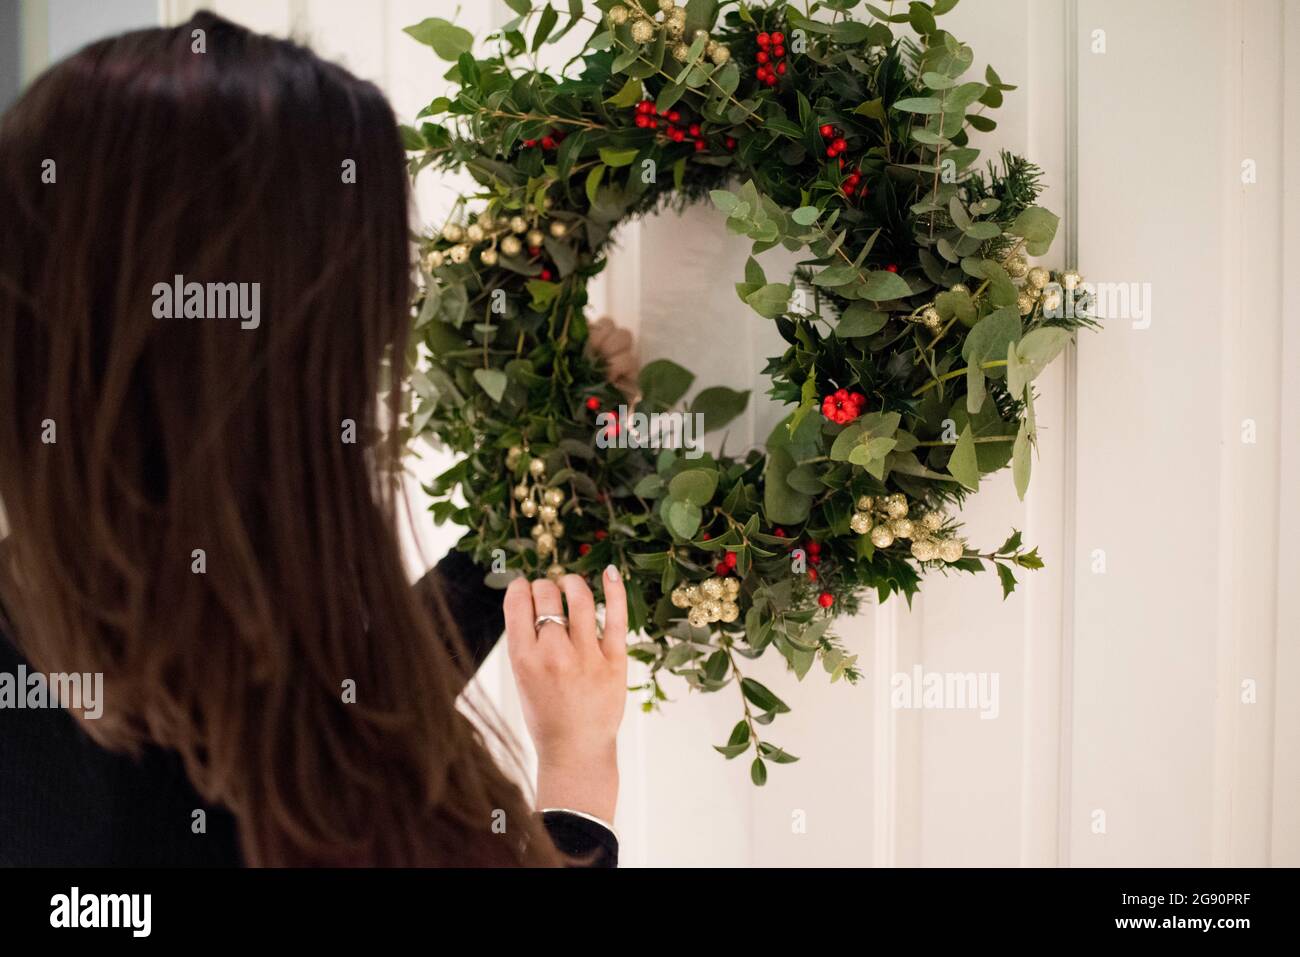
top-left (701, 532), bottom-right (712, 540)
top-left (808, 541), bottom-right (821, 554)
top-left (773, 46), bottom-right (785, 58)
top-left (774, 527), bottom-right (786, 538)
top-left (808, 568), bottom-right (819, 581)
top-left (579, 543), bottom-right (592, 556)
top-left (832, 138), bottom-right (847, 153)
top-left (837, 156), bottom-right (845, 169)
top-left (689, 123), bottom-right (701, 136)
top-left (756, 32), bottom-right (771, 47)
top-left (523, 139), bottom-right (537, 147)
top-left (595, 529), bottom-right (608, 540)
top-left (818, 592), bottom-right (834, 608)
top-left (539, 268), bottom-right (553, 281)
top-left (765, 75), bottom-right (778, 86)
top-left (826, 146), bottom-right (838, 158)
top-left (670, 128), bottom-right (685, 142)
top-left (820, 124), bottom-right (835, 138)
top-left (667, 110), bottom-right (681, 123)
top-left (756, 50), bottom-right (770, 64)
top-left (541, 136), bottom-right (556, 150)
top-left (809, 553), bottom-right (822, 565)
top-left (772, 31), bottom-right (785, 44)
top-left (694, 140), bottom-right (706, 152)
top-left (528, 246), bottom-right (541, 257)
top-left (585, 396), bottom-right (600, 411)
top-left (835, 388), bottom-right (848, 400)
top-left (635, 115), bottom-right (649, 128)
top-left (725, 137), bottom-right (737, 150)
top-left (776, 61), bottom-right (787, 75)
top-left (715, 562), bottom-right (730, 575)
top-left (885, 263), bottom-right (898, 272)
top-left (725, 551), bottom-right (738, 567)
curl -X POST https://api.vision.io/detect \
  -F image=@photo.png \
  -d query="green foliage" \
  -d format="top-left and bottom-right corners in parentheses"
top-left (404, 0), bottom-right (1089, 780)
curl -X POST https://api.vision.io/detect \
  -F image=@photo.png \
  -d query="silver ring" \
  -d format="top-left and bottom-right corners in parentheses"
top-left (534, 614), bottom-right (568, 631)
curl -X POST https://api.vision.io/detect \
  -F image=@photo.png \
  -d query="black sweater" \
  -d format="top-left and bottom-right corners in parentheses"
top-left (0, 549), bottom-right (616, 867)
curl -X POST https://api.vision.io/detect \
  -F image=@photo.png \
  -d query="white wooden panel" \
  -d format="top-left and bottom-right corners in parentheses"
top-left (144, 0), bottom-right (1300, 867)
top-left (1272, 0), bottom-right (1300, 868)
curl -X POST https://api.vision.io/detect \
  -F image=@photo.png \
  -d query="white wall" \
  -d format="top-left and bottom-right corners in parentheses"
top-left (157, 0), bottom-right (1300, 867)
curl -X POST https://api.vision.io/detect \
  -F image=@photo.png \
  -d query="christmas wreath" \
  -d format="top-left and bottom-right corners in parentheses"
top-left (402, 0), bottom-right (1095, 782)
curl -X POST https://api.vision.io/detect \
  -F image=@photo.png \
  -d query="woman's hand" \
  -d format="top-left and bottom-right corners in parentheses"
top-left (504, 566), bottom-right (628, 825)
top-left (585, 316), bottom-right (639, 400)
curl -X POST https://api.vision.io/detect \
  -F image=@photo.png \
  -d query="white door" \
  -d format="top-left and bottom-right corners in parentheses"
top-left (155, 0), bottom-right (1300, 867)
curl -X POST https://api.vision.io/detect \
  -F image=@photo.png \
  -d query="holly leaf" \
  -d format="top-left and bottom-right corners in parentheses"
top-left (996, 562), bottom-right (1018, 599)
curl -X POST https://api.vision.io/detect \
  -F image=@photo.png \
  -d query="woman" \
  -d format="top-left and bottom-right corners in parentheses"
top-left (0, 12), bottom-right (628, 866)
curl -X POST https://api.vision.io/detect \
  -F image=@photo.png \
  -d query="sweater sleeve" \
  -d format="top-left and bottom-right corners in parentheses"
top-left (412, 547), bottom-right (506, 677)
top-left (539, 810), bottom-right (619, 868)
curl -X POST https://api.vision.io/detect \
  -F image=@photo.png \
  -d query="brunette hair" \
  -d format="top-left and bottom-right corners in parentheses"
top-left (0, 11), bottom-right (555, 866)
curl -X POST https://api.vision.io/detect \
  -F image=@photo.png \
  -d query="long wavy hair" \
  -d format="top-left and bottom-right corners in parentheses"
top-left (0, 11), bottom-right (555, 866)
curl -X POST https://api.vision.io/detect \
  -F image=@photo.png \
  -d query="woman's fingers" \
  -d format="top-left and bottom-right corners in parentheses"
top-left (529, 578), bottom-right (569, 644)
top-left (503, 577), bottom-right (536, 667)
top-left (599, 564), bottom-right (628, 663)
top-left (557, 574), bottom-right (598, 650)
